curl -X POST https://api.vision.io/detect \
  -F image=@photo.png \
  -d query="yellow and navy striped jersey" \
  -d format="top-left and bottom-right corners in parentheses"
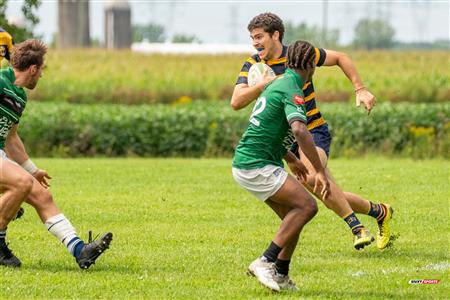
top-left (236, 46), bottom-right (327, 131)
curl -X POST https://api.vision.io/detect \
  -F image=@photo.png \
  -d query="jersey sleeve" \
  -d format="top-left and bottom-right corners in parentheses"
top-left (314, 48), bottom-right (327, 67)
top-left (235, 57), bottom-right (257, 85)
top-left (284, 89), bottom-right (307, 125)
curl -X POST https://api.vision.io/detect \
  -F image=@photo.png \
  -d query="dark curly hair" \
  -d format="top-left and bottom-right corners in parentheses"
top-left (248, 12), bottom-right (284, 43)
top-left (286, 40), bottom-right (316, 71)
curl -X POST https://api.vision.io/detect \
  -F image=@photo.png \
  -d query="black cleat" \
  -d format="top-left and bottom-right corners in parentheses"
top-left (12, 207), bottom-right (25, 221)
top-left (0, 242), bottom-right (21, 268)
top-left (76, 231), bottom-right (112, 269)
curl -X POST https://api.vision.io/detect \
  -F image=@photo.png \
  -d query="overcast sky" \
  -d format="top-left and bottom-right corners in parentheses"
top-left (5, 0), bottom-right (450, 45)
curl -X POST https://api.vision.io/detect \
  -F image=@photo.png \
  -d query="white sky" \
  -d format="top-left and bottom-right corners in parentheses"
top-left (5, 0), bottom-right (450, 44)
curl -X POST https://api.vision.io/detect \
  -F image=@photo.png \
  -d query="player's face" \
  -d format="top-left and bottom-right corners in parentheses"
top-left (25, 64), bottom-right (44, 90)
top-left (250, 28), bottom-right (280, 60)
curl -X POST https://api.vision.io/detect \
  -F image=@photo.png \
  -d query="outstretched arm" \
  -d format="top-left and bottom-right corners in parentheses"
top-left (322, 49), bottom-right (376, 114)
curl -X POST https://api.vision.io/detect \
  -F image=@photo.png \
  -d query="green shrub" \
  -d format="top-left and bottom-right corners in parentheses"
top-left (18, 102), bottom-right (449, 158)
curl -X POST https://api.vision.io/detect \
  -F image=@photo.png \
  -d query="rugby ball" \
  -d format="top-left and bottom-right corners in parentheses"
top-left (248, 63), bottom-right (276, 87)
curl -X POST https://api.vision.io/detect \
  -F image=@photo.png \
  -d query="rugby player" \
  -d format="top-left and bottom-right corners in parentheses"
top-left (0, 39), bottom-right (112, 268)
top-left (231, 13), bottom-right (393, 250)
top-left (233, 40), bottom-right (331, 291)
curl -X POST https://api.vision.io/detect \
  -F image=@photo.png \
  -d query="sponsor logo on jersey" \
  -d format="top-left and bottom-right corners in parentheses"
top-left (293, 95), bottom-right (305, 105)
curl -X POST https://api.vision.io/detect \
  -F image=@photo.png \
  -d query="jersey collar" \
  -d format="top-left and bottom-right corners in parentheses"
top-left (2, 67), bottom-right (15, 82)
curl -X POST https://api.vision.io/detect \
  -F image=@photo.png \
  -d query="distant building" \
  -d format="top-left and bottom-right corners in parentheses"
top-left (58, 0), bottom-right (90, 48)
top-left (105, 0), bottom-right (132, 49)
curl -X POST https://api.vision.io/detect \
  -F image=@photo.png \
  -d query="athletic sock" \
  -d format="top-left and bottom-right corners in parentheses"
top-left (367, 202), bottom-right (386, 222)
top-left (0, 230), bottom-right (6, 244)
top-left (343, 212), bottom-right (364, 235)
top-left (275, 259), bottom-right (291, 276)
top-left (262, 241), bottom-right (282, 263)
top-left (45, 213), bottom-right (84, 258)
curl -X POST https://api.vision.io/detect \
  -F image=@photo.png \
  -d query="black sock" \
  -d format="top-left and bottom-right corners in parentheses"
top-left (262, 241), bottom-right (282, 263)
top-left (275, 259), bottom-right (291, 276)
top-left (368, 202), bottom-right (385, 221)
top-left (343, 212), bottom-right (364, 235)
top-left (0, 230), bottom-right (6, 244)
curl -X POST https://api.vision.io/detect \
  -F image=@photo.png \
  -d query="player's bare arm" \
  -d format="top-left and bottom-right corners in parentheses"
top-left (231, 69), bottom-right (276, 110)
top-left (284, 150), bottom-right (308, 182)
top-left (291, 120), bottom-right (330, 200)
top-left (5, 124), bottom-right (51, 188)
top-left (322, 49), bottom-right (376, 114)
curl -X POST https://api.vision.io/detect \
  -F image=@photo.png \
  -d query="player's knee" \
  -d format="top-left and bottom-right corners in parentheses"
top-left (15, 173), bottom-right (34, 197)
top-left (304, 199), bottom-right (318, 219)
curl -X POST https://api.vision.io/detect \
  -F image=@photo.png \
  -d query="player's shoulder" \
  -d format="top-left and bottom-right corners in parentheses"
top-left (0, 68), bottom-right (13, 88)
top-left (245, 53), bottom-right (261, 65)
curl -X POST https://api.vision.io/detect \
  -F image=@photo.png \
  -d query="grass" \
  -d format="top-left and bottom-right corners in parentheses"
top-left (0, 157), bottom-right (448, 299)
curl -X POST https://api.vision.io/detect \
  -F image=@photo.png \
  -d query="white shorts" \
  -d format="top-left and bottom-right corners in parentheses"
top-left (0, 149), bottom-right (17, 165)
top-left (232, 165), bottom-right (288, 201)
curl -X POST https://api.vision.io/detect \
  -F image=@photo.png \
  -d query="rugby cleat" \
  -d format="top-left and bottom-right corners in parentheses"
top-left (248, 257), bottom-right (280, 292)
top-left (274, 274), bottom-right (299, 291)
top-left (76, 231), bottom-right (112, 269)
top-left (354, 227), bottom-right (374, 250)
top-left (377, 204), bottom-right (394, 250)
top-left (0, 242), bottom-right (21, 268)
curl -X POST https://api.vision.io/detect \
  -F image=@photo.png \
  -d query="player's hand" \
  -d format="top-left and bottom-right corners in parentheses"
top-left (287, 160), bottom-right (309, 183)
top-left (33, 169), bottom-right (52, 188)
top-left (258, 68), bottom-right (277, 91)
top-left (313, 170), bottom-right (331, 200)
top-left (355, 88), bottom-right (376, 115)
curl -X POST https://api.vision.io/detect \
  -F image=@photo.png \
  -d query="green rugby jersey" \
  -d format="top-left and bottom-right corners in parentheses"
top-left (0, 67), bottom-right (27, 149)
top-left (233, 68), bottom-right (307, 170)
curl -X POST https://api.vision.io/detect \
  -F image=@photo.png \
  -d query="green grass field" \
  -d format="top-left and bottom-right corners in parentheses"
top-left (0, 158), bottom-right (448, 299)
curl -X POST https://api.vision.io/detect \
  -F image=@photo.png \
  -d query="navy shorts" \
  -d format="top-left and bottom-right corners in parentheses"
top-left (290, 124), bottom-right (332, 158)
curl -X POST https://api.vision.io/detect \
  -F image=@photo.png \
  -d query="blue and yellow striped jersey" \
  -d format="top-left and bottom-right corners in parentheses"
top-left (236, 46), bottom-right (327, 131)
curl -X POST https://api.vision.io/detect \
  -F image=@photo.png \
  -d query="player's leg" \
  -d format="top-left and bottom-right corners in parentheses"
top-left (265, 175), bottom-right (317, 290)
top-left (25, 177), bottom-right (112, 269)
top-left (234, 166), bottom-right (315, 291)
top-left (311, 125), bottom-right (393, 249)
top-left (299, 147), bottom-right (374, 249)
top-left (344, 191), bottom-right (393, 249)
top-left (262, 199), bottom-right (300, 291)
top-left (0, 158), bottom-right (34, 267)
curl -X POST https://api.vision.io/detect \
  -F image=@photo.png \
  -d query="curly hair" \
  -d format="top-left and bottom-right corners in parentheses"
top-left (286, 40), bottom-right (316, 71)
top-left (248, 12), bottom-right (285, 43)
top-left (11, 39), bottom-right (47, 71)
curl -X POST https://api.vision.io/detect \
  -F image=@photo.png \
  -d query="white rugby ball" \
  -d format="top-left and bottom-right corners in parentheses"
top-left (248, 63), bottom-right (276, 87)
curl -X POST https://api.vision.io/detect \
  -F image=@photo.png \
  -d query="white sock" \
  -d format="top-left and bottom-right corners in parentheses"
top-left (45, 213), bottom-right (83, 256)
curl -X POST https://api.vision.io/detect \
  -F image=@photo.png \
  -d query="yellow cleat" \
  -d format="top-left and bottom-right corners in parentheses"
top-left (354, 227), bottom-right (374, 250)
top-left (377, 203), bottom-right (393, 250)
